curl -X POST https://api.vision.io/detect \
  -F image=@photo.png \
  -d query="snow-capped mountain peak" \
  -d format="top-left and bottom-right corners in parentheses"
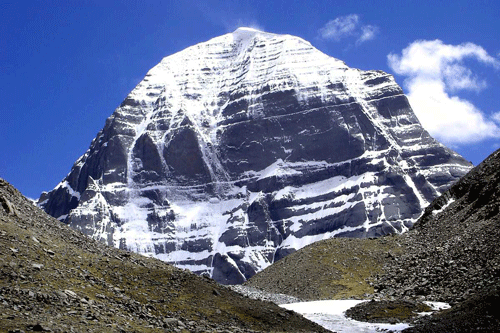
top-left (39, 29), bottom-right (472, 284)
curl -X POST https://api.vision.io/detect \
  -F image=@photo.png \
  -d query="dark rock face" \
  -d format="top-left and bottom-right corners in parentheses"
top-left (163, 125), bottom-right (212, 183)
top-left (132, 133), bottom-right (164, 182)
top-left (38, 28), bottom-right (471, 284)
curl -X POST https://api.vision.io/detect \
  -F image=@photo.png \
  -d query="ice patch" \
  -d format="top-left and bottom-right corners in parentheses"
top-left (432, 198), bottom-right (455, 215)
top-left (424, 301), bottom-right (451, 311)
top-left (281, 300), bottom-right (411, 332)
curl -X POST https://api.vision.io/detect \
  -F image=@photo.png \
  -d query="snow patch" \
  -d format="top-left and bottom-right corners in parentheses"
top-left (281, 300), bottom-right (411, 332)
top-left (257, 159), bottom-right (302, 180)
top-left (432, 198), bottom-right (455, 215)
top-left (55, 180), bottom-right (81, 200)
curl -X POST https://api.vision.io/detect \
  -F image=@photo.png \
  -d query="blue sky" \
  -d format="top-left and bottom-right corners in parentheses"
top-left (1, 0), bottom-right (499, 198)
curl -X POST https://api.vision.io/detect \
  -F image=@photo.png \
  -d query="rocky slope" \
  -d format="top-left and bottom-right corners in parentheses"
top-left (403, 286), bottom-right (500, 332)
top-left (39, 27), bottom-right (471, 284)
top-left (0, 178), bottom-right (328, 333)
top-left (246, 148), bottom-right (500, 331)
top-left (374, 148), bottom-right (500, 304)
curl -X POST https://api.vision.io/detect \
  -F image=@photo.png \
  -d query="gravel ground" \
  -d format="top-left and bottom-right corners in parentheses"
top-left (228, 284), bottom-right (304, 305)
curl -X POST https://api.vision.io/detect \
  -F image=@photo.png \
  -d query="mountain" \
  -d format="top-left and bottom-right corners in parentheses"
top-left (245, 148), bottom-right (500, 331)
top-left (0, 177), bottom-right (327, 332)
top-left (38, 27), bottom-right (471, 284)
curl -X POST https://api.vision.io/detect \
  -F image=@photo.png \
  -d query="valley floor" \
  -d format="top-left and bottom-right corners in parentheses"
top-left (282, 300), bottom-right (411, 333)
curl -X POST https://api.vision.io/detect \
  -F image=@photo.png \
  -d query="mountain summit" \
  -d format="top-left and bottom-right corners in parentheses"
top-left (39, 28), bottom-right (471, 284)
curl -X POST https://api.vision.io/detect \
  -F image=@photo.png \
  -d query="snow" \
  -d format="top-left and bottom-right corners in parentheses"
top-left (424, 301), bottom-right (451, 311)
top-left (257, 159), bottom-right (302, 180)
top-left (231, 27), bottom-right (277, 42)
top-left (432, 198), bottom-right (455, 215)
top-left (281, 300), bottom-right (410, 332)
top-left (280, 225), bottom-right (359, 252)
top-left (281, 300), bottom-right (450, 332)
top-left (64, 145), bottom-right (436, 278)
top-left (55, 180), bottom-right (81, 200)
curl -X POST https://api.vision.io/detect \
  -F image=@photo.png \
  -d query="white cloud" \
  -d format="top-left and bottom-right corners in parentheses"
top-left (318, 14), bottom-right (378, 45)
top-left (388, 40), bottom-right (500, 145)
top-left (318, 14), bottom-right (359, 41)
top-left (357, 25), bottom-right (379, 44)
top-left (492, 111), bottom-right (500, 124)
top-left (441, 64), bottom-right (487, 92)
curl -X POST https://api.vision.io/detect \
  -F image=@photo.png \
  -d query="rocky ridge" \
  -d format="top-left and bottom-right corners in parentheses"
top-left (39, 27), bottom-right (471, 284)
top-left (373, 148), bottom-right (500, 304)
top-left (0, 178), bottom-right (328, 333)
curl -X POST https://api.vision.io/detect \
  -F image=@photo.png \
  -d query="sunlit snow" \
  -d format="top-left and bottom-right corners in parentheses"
top-left (281, 300), bottom-right (450, 332)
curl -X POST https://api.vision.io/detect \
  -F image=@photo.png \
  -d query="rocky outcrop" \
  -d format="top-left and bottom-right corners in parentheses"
top-left (39, 27), bottom-right (471, 284)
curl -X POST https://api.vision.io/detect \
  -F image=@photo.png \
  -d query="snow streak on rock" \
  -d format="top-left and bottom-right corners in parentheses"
top-left (39, 28), bottom-right (472, 284)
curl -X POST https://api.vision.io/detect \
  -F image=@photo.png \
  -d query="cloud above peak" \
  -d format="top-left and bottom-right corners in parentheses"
top-left (357, 25), bottom-right (379, 45)
top-left (388, 40), bottom-right (500, 145)
top-left (318, 14), bottom-right (378, 45)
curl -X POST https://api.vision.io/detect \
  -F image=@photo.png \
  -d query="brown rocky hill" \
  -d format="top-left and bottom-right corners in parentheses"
top-left (246, 148), bottom-right (500, 331)
top-left (0, 178), bottom-right (327, 333)
top-left (244, 235), bottom-right (403, 301)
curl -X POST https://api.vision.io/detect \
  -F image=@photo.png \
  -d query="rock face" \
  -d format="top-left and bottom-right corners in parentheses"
top-left (39, 27), bottom-right (471, 284)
